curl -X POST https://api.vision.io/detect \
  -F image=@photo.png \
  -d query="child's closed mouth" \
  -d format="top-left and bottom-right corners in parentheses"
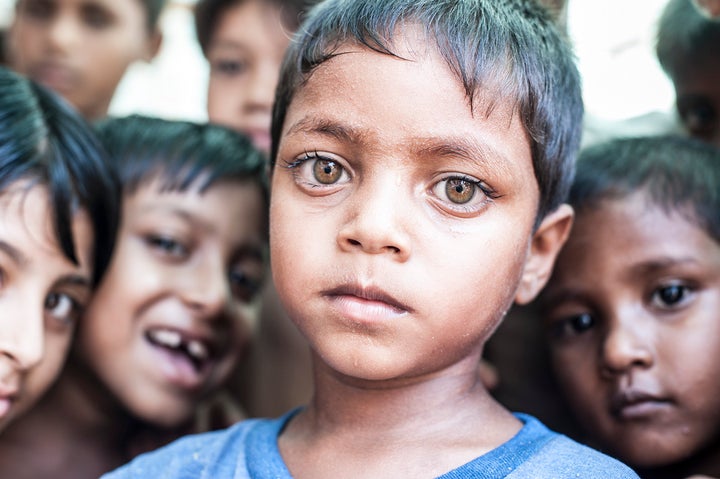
top-left (609, 388), bottom-right (672, 421)
top-left (322, 283), bottom-right (413, 322)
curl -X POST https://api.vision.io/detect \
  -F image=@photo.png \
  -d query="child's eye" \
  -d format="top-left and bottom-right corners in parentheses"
top-left (45, 292), bottom-right (81, 326)
top-left (229, 269), bottom-right (262, 303)
top-left (82, 4), bottom-right (113, 29)
top-left (283, 152), bottom-right (351, 191)
top-left (678, 98), bottom-right (717, 140)
top-left (548, 313), bottom-right (596, 341)
top-left (146, 235), bottom-right (188, 259)
top-left (431, 175), bottom-right (499, 214)
top-left (211, 59), bottom-right (248, 77)
top-left (20, 0), bottom-right (54, 20)
top-left (651, 283), bottom-right (692, 309)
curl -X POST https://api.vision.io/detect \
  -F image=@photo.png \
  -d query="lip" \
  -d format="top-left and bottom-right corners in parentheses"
top-left (142, 323), bottom-right (225, 392)
top-left (323, 283), bottom-right (413, 323)
top-left (0, 384), bottom-right (18, 420)
top-left (28, 62), bottom-right (78, 94)
top-left (610, 389), bottom-right (672, 420)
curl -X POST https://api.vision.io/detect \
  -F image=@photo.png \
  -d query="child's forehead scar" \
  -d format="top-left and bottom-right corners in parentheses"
top-left (285, 115), bottom-right (521, 177)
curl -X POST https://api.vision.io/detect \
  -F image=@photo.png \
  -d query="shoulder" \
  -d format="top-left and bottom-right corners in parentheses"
top-left (506, 414), bottom-right (640, 478)
top-left (101, 416), bottom-right (280, 479)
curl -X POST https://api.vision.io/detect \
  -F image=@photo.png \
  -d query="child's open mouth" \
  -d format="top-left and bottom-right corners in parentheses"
top-left (145, 328), bottom-right (216, 389)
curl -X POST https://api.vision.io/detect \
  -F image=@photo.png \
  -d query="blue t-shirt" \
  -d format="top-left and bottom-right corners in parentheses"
top-left (103, 411), bottom-right (639, 478)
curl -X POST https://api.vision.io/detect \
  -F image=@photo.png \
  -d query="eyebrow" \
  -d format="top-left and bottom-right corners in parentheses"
top-left (286, 116), bottom-right (518, 176)
top-left (285, 117), bottom-right (366, 145)
top-left (627, 256), bottom-right (701, 276)
top-left (0, 240), bottom-right (28, 267)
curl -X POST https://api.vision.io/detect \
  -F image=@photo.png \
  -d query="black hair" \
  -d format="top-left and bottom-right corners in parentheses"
top-left (656, 0), bottom-right (720, 77)
top-left (194, 0), bottom-right (319, 56)
top-left (572, 135), bottom-right (720, 243)
top-left (270, 0), bottom-right (583, 225)
top-left (94, 114), bottom-right (268, 205)
top-left (0, 66), bottom-right (120, 286)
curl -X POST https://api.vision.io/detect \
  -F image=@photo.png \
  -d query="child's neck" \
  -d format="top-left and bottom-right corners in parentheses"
top-left (279, 352), bottom-right (521, 479)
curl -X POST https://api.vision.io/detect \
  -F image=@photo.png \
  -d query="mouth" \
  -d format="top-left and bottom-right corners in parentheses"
top-left (0, 385), bottom-right (18, 420)
top-left (144, 327), bottom-right (218, 389)
top-left (610, 389), bottom-right (672, 420)
top-left (28, 62), bottom-right (77, 93)
top-left (323, 283), bottom-right (413, 322)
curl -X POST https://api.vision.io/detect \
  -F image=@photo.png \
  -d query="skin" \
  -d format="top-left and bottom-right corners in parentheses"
top-left (76, 179), bottom-right (266, 427)
top-left (271, 31), bottom-right (573, 479)
top-left (672, 53), bottom-right (720, 148)
top-left (7, 0), bottom-right (161, 119)
top-left (0, 178), bottom-right (267, 479)
top-left (0, 183), bottom-right (93, 433)
top-left (543, 192), bottom-right (720, 478)
top-left (693, 0), bottom-right (720, 18)
top-left (205, 0), bottom-right (291, 154)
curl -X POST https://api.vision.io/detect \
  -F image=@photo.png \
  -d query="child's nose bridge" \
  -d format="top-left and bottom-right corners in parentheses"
top-left (178, 253), bottom-right (233, 319)
top-left (337, 171), bottom-right (412, 259)
top-left (47, 12), bottom-right (82, 50)
top-left (600, 306), bottom-right (654, 374)
top-left (0, 295), bottom-right (44, 370)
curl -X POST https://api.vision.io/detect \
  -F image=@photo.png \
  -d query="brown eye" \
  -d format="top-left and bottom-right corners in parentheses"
top-left (445, 178), bottom-right (476, 204)
top-left (313, 159), bottom-right (342, 184)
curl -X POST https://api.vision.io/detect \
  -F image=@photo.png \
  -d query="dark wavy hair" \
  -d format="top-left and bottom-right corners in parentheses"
top-left (270, 0), bottom-right (583, 225)
top-left (572, 135), bottom-right (720, 243)
top-left (0, 66), bottom-right (120, 286)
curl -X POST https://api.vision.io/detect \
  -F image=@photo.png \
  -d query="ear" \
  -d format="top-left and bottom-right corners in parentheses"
top-left (142, 29), bottom-right (163, 62)
top-left (515, 204), bottom-right (574, 305)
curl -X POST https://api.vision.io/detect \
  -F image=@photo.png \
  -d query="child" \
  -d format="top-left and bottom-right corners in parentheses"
top-left (0, 66), bottom-right (118, 433)
top-left (0, 115), bottom-right (268, 478)
top-left (104, 0), bottom-right (641, 477)
top-left (195, 0), bottom-right (320, 418)
top-left (4, 0), bottom-right (165, 120)
top-left (540, 135), bottom-right (720, 479)
top-left (656, 0), bottom-right (720, 147)
top-left (195, 0), bottom-right (316, 156)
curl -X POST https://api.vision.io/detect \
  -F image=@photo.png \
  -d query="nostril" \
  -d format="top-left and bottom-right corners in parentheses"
top-left (348, 239), bottom-right (361, 246)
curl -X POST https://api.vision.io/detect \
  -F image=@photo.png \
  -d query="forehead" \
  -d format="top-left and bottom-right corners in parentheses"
top-left (282, 36), bottom-right (531, 169)
top-left (16, 0), bottom-right (149, 18)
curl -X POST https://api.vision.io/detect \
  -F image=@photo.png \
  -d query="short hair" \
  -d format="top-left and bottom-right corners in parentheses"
top-left (141, 0), bottom-right (168, 31)
top-left (194, 0), bottom-right (319, 56)
top-left (571, 135), bottom-right (720, 243)
top-left (94, 114), bottom-right (268, 207)
top-left (270, 0), bottom-right (583, 224)
top-left (0, 66), bottom-right (120, 286)
top-left (656, 0), bottom-right (720, 77)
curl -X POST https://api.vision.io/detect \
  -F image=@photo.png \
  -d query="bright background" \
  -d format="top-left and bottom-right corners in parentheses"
top-left (0, 0), bottom-right (677, 124)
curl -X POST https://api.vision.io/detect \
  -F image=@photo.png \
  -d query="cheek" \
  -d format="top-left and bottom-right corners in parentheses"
top-left (22, 332), bottom-right (73, 409)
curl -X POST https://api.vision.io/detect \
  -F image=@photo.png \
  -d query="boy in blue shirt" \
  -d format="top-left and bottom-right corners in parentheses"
top-left (104, 0), bottom-right (639, 477)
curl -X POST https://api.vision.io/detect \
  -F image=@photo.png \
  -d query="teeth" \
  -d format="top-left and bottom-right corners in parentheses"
top-left (187, 339), bottom-right (209, 361)
top-left (149, 329), bottom-right (182, 348)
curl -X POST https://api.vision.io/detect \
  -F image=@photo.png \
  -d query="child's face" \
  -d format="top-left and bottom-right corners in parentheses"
top-left (77, 179), bottom-right (266, 426)
top-left (205, 0), bottom-right (291, 155)
top-left (673, 56), bottom-right (720, 148)
top-left (270, 34), bottom-right (569, 383)
top-left (543, 192), bottom-right (720, 468)
top-left (8, 0), bottom-right (160, 119)
top-left (0, 184), bottom-right (93, 432)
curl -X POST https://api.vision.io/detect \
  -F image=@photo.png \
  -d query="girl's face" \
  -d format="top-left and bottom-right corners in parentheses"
top-left (205, 0), bottom-right (291, 154)
top-left (77, 179), bottom-right (266, 427)
top-left (0, 183), bottom-right (93, 432)
top-left (8, 0), bottom-right (160, 119)
top-left (543, 192), bottom-right (720, 469)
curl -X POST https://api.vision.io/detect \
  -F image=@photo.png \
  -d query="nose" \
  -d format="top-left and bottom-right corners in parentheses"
top-left (600, 309), bottom-right (654, 378)
top-left (336, 173), bottom-right (411, 262)
top-left (244, 62), bottom-right (278, 113)
top-left (0, 301), bottom-right (44, 370)
top-left (46, 14), bottom-right (81, 53)
top-left (179, 255), bottom-right (232, 320)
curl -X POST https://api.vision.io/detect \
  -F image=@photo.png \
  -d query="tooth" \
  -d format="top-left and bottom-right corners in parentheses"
top-left (187, 340), bottom-right (208, 361)
top-left (150, 329), bottom-right (182, 348)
